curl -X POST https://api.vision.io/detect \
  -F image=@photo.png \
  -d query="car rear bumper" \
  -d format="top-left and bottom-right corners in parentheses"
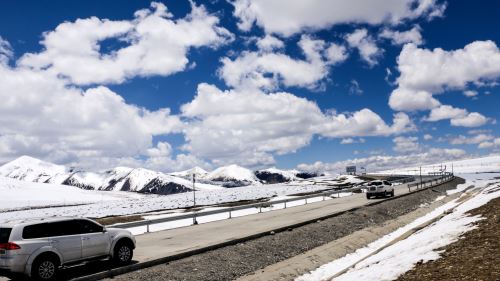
top-left (367, 191), bottom-right (390, 196)
top-left (0, 254), bottom-right (29, 274)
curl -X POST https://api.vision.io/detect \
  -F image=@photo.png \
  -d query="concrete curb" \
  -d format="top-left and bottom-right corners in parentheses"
top-left (71, 177), bottom-right (462, 281)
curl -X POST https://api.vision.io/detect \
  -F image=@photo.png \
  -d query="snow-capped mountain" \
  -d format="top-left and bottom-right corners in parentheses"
top-left (169, 166), bottom-right (208, 179)
top-left (254, 167), bottom-right (299, 183)
top-left (0, 156), bottom-right (219, 195)
top-left (0, 155), bottom-right (67, 183)
top-left (205, 164), bottom-right (260, 187)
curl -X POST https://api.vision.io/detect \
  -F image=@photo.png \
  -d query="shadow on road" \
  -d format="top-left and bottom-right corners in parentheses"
top-left (3, 260), bottom-right (138, 281)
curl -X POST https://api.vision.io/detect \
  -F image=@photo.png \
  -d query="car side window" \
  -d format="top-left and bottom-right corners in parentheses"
top-left (77, 220), bottom-right (103, 234)
top-left (46, 221), bottom-right (82, 237)
top-left (384, 181), bottom-right (391, 185)
top-left (23, 223), bottom-right (50, 239)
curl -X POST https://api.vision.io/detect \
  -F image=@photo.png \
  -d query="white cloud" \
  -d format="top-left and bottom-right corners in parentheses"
top-left (423, 134), bottom-right (433, 140)
top-left (425, 105), bottom-right (467, 121)
top-left (0, 48), bottom-right (183, 170)
top-left (256, 34), bottom-right (284, 51)
top-left (0, 36), bottom-right (13, 64)
top-left (349, 79), bottom-right (363, 95)
top-left (18, 2), bottom-right (233, 85)
top-left (423, 105), bottom-right (489, 127)
top-left (379, 25), bottom-right (423, 45)
top-left (179, 83), bottom-right (415, 167)
top-left (232, 0), bottom-right (445, 36)
top-left (218, 35), bottom-right (347, 90)
top-left (393, 136), bottom-right (420, 153)
top-left (389, 41), bottom-right (500, 111)
top-left (478, 138), bottom-right (500, 149)
top-left (345, 29), bottom-right (382, 66)
top-left (340, 138), bottom-right (365, 144)
top-left (450, 112), bottom-right (489, 127)
top-left (297, 147), bottom-right (466, 174)
top-left (449, 134), bottom-right (493, 145)
top-left (463, 90), bottom-right (478, 97)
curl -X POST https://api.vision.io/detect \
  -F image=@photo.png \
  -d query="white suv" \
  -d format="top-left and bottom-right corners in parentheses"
top-left (366, 180), bottom-right (394, 199)
top-left (0, 217), bottom-right (135, 280)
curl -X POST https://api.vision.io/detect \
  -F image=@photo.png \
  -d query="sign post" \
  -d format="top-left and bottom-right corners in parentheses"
top-left (192, 174), bottom-right (198, 225)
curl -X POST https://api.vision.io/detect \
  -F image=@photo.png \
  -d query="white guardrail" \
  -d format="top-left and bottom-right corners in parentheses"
top-left (109, 173), bottom-right (454, 233)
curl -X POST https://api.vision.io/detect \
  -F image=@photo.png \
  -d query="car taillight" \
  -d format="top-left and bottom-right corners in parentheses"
top-left (0, 242), bottom-right (21, 250)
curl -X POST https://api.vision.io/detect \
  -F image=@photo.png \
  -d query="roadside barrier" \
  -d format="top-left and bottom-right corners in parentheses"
top-left (110, 174), bottom-right (454, 233)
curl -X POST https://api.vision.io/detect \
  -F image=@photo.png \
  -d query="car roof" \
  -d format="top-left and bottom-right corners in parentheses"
top-left (0, 216), bottom-right (84, 228)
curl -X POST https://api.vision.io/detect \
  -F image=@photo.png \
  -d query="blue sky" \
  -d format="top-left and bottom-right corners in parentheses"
top-left (0, 0), bottom-right (499, 173)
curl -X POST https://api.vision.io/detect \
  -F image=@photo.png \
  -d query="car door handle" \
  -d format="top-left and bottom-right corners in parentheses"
top-left (50, 240), bottom-right (59, 244)
top-left (82, 237), bottom-right (90, 241)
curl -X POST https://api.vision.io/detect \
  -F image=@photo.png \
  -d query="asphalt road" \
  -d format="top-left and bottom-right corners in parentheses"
top-left (1, 176), bottom-right (440, 281)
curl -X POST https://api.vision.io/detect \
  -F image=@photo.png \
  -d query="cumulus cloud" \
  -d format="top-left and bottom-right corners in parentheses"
top-left (297, 147), bottom-right (466, 174)
top-left (393, 136), bottom-right (420, 153)
top-left (389, 41), bottom-right (500, 111)
top-left (345, 29), bottom-right (382, 66)
top-left (0, 59), bottom-right (183, 169)
top-left (449, 134), bottom-right (493, 145)
top-left (379, 25), bottom-right (423, 45)
top-left (340, 138), bottom-right (365, 144)
top-left (463, 90), bottom-right (478, 97)
top-left (423, 134), bottom-right (433, 140)
top-left (450, 112), bottom-right (489, 127)
top-left (19, 2), bottom-right (233, 85)
top-left (219, 35), bottom-right (347, 90)
top-left (232, 0), bottom-right (446, 36)
top-left (179, 83), bottom-right (415, 167)
top-left (478, 138), bottom-right (500, 149)
top-left (255, 34), bottom-right (284, 51)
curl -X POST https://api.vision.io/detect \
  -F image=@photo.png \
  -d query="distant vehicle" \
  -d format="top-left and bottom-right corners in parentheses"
top-left (0, 217), bottom-right (135, 280)
top-left (366, 180), bottom-right (394, 199)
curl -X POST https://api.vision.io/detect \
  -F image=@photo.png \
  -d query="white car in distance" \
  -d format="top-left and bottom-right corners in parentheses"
top-left (366, 180), bottom-right (394, 199)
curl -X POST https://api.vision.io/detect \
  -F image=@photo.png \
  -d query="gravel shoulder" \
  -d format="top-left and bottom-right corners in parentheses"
top-left (397, 195), bottom-right (500, 281)
top-left (107, 178), bottom-right (463, 281)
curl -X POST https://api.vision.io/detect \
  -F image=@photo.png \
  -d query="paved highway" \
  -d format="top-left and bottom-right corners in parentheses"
top-left (0, 175), bottom-right (443, 281)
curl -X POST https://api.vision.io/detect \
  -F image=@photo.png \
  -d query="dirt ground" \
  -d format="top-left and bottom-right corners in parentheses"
top-left (398, 196), bottom-right (500, 281)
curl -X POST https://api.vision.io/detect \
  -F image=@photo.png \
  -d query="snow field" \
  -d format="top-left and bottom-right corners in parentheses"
top-left (296, 172), bottom-right (500, 281)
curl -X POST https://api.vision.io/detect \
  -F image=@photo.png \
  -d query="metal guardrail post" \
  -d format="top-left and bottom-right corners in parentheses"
top-left (305, 198), bottom-right (308, 204)
top-left (284, 200), bottom-right (287, 209)
top-left (146, 223), bottom-right (150, 233)
top-left (229, 209), bottom-right (232, 219)
top-left (259, 203), bottom-right (262, 213)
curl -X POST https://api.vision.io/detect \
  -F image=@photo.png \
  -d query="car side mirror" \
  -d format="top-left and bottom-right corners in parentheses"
top-left (102, 227), bottom-right (107, 233)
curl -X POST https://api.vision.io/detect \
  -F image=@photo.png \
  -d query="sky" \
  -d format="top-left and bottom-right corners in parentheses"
top-left (0, 0), bottom-right (499, 173)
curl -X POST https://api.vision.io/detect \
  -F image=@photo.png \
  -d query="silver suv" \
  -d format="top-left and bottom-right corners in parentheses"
top-left (0, 217), bottom-right (135, 280)
top-left (366, 180), bottom-right (394, 199)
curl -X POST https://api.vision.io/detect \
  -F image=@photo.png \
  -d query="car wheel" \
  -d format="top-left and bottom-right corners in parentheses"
top-left (32, 255), bottom-right (59, 281)
top-left (391, 190), bottom-right (395, 197)
top-left (366, 193), bottom-right (371, 199)
top-left (113, 241), bottom-right (133, 265)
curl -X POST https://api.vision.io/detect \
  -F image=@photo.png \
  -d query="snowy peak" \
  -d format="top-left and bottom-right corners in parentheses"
top-left (170, 166), bottom-right (208, 179)
top-left (0, 155), bottom-right (67, 183)
top-left (255, 167), bottom-right (299, 183)
top-left (206, 164), bottom-right (259, 185)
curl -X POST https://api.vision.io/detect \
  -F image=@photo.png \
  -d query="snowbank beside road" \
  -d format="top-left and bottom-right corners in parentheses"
top-left (296, 173), bottom-right (500, 281)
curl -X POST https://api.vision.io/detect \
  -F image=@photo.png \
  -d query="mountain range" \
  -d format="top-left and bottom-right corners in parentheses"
top-left (0, 156), bottom-right (318, 195)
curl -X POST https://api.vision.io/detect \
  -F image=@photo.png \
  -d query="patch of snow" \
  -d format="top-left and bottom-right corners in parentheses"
top-left (297, 173), bottom-right (500, 281)
top-left (206, 164), bottom-right (259, 183)
top-left (0, 176), bottom-right (135, 211)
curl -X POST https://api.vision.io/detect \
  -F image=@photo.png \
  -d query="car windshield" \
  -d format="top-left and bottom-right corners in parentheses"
top-left (371, 181), bottom-right (382, 186)
top-left (0, 228), bottom-right (12, 243)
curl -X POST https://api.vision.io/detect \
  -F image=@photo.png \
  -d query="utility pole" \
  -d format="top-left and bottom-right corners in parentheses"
top-left (192, 174), bottom-right (198, 225)
top-left (419, 166), bottom-right (422, 188)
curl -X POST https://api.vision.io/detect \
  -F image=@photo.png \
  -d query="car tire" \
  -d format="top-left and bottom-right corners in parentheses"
top-left (391, 190), bottom-right (395, 197)
top-left (366, 193), bottom-right (371, 199)
top-left (31, 255), bottom-right (59, 281)
top-left (113, 240), bottom-right (134, 265)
